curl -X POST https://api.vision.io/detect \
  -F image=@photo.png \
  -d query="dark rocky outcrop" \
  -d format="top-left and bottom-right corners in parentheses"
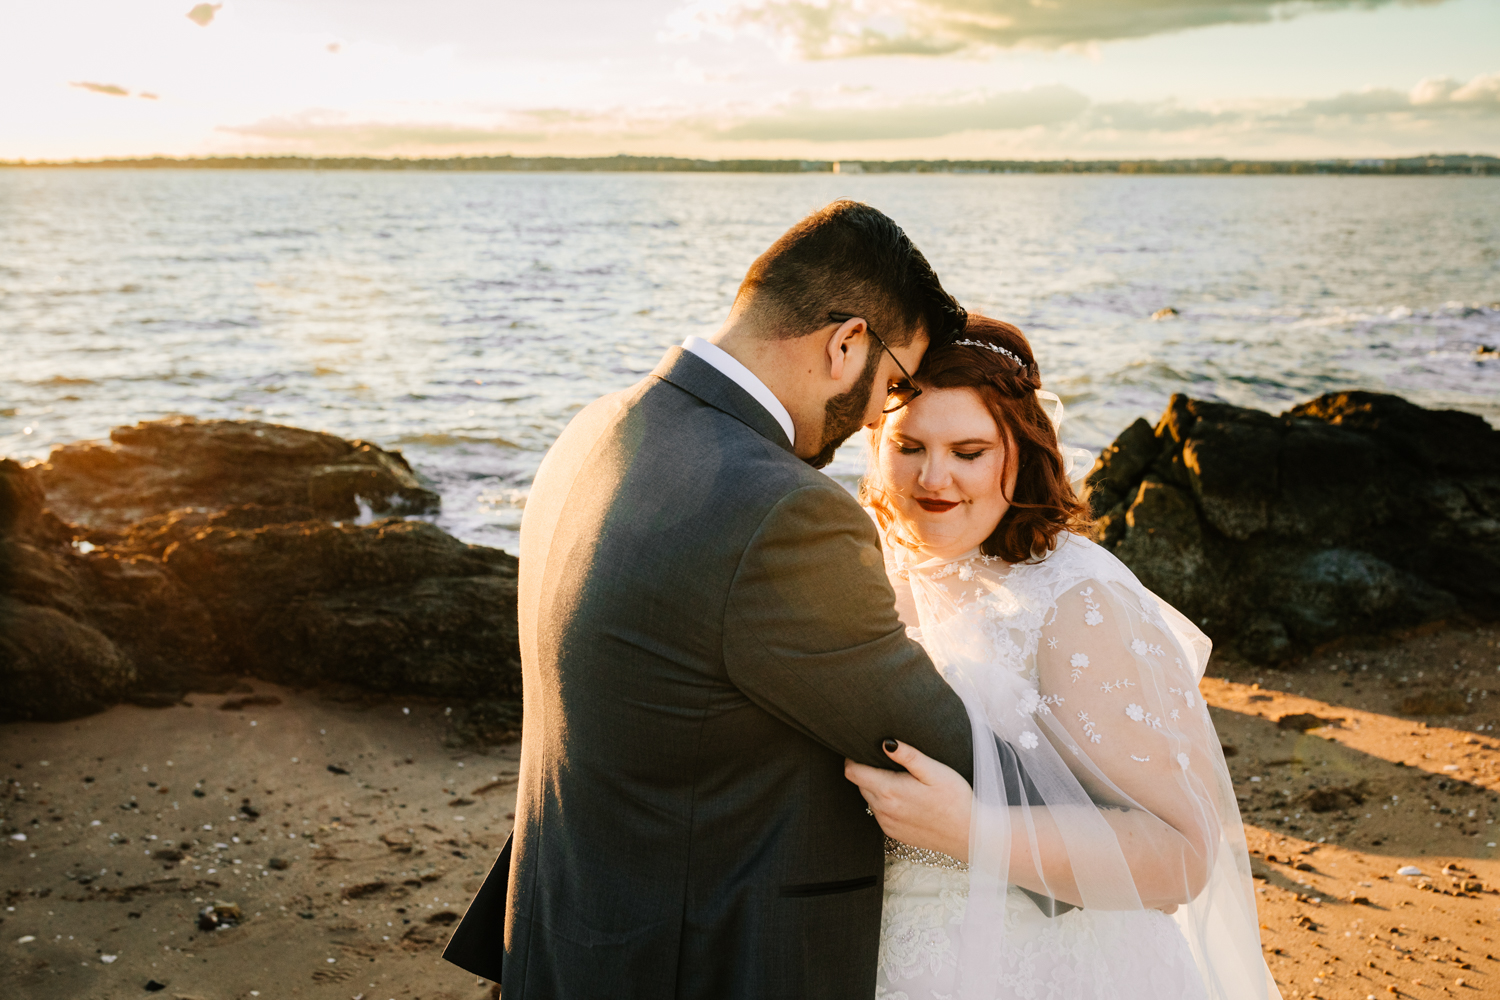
top-left (1087, 391), bottom-right (1499, 662)
top-left (2, 458), bottom-right (145, 719)
top-left (36, 415), bottom-right (440, 531)
top-left (2, 418), bottom-right (516, 724)
top-left (158, 517), bottom-right (519, 699)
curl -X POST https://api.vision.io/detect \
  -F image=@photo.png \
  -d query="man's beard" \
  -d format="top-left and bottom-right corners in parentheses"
top-left (805, 344), bottom-right (884, 470)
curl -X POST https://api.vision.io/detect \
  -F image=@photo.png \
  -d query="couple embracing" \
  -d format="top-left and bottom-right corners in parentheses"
top-left (445, 201), bottom-right (1278, 1000)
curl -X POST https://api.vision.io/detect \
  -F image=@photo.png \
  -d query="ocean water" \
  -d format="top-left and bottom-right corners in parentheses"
top-left (2, 169), bottom-right (1497, 553)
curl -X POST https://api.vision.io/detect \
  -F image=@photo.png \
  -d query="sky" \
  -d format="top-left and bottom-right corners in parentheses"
top-left (2, 0), bottom-right (1497, 161)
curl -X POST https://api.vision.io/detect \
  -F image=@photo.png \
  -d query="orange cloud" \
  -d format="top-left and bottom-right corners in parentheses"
top-left (186, 3), bottom-right (222, 28)
top-left (70, 81), bottom-right (130, 97)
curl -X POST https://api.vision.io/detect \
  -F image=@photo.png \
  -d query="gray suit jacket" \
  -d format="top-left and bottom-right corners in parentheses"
top-left (495, 347), bottom-right (974, 999)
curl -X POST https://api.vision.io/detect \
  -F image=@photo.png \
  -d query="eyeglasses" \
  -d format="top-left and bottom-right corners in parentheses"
top-left (828, 312), bottom-right (922, 414)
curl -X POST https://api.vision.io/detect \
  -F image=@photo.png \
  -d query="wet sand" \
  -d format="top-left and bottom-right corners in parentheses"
top-left (4, 621), bottom-right (1499, 1000)
top-left (2, 688), bottom-right (517, 1000)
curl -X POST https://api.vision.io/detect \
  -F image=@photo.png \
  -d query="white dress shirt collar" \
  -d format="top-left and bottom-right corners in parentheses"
top-left (680, 336), bottom-right (796, 448)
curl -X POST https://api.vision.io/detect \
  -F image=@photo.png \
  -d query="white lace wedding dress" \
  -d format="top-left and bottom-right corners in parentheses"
top-left (874, 532), bottom-right (1279, 1000)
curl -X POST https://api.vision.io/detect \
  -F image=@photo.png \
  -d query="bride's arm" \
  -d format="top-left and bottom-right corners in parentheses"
top-left (1032, 579), bottom-right (1222, 903)
top-left (846, 745), bottom-right (1196, 909)
top-left (847, 577), bottom-right (1224, 909)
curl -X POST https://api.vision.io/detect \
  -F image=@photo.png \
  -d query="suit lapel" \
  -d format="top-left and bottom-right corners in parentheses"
top-left (651, 347), bottom-right (795, 453)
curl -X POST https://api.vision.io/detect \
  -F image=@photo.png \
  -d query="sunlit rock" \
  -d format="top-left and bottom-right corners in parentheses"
top-left (36, 415), bottom-right (439, 530)
top-left (2, 418), bottom-right (514, 723)
top-left (1086, 390), bottom-right (1499, 663)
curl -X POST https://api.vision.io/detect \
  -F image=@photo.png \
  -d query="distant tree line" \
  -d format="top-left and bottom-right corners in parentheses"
top-left (3, 153), bottom-right (1496, 175)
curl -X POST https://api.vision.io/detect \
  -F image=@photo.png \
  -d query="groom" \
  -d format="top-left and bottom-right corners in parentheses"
top-left (446, 200), bottom-right (976, 998)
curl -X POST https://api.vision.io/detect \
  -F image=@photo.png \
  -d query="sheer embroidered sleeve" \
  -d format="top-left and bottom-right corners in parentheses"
top-left (899, 542), bottom-right (1273, 999)
top-left (1032, 578), bottom-right (1224, 884)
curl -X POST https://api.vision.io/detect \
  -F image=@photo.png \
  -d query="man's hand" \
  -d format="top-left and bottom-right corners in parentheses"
top-left (845, 739), bottom-right (972, 863)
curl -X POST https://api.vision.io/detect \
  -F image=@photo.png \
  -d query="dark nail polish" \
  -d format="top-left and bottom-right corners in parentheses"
top-left (882, 739), bottom-right (898, 753)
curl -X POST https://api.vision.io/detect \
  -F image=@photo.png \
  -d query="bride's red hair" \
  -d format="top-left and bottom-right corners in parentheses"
top-left (861, 314), bottom-right (1092, 564)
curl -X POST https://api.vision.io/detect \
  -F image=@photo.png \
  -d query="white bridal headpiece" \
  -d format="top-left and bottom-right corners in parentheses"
top-left (951, 337), bottom-right (1027, 369)
top-left (951, 338), bottom-right (1094, 487)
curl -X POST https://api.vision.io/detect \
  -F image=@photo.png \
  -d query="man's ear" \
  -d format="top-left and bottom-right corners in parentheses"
top-left (825, 317), bottom-right (863, 382)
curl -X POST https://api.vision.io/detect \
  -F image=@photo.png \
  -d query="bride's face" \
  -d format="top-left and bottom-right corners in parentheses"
top-left (876, 386), bottom-right (1017, 562)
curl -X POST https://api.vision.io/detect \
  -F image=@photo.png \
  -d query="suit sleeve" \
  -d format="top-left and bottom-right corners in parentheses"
top-left (722, 484), bottom-right (975, 781)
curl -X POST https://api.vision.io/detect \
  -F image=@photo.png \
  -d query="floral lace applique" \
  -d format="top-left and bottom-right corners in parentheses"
top-left (1079, 586), bottom-right (1104, 626)
top-left (1135, 593), bottom-right (1173, 633)
top-left (1077, 711), bottom-right (1103, 743)
top-left (1069, 652), bottom-right (1090, 682)
top-left (1015, 687), bottom-right (1064, 718)
top-left (1124, 704), bottom-right (1164, 729)
top-left (1019, 731), bottom-right (1039, 750)
top-left (1130, 638), bottom-right (1165, 657)
top-left (878, 859), bottom-right (967, 986)
top-left (1099, 679), bottom-right (1136, 694)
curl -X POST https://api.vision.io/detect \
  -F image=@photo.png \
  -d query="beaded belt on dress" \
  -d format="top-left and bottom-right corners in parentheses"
top-left (884, 836), bottom-right (969, 872)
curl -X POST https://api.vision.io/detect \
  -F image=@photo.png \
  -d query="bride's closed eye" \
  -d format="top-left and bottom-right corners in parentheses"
top-left (953, 450), bottom-right (985, 461)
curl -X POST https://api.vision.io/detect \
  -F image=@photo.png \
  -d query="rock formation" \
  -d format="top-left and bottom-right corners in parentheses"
top-left (37, 415), bottom-right (439, 531)
top-left (1087, 391), bottom-right (1499, 662)
top-left (1, 458), bottom-right (141, 719)
top-left (7, 394), bottom-right (1491, 721)
top-left (1, 418), bottom-right (516, 723)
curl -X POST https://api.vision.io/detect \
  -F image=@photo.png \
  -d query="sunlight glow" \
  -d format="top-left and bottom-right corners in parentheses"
top-left (0, 0), bottom-right (1495, 160)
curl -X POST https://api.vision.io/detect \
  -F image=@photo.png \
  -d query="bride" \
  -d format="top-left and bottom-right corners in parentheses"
top-left (845, 315), bottom-right (1279, 1000)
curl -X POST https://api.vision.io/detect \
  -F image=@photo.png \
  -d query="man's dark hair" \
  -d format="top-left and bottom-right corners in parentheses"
top-left (733, 200), bottom-right (965, 349)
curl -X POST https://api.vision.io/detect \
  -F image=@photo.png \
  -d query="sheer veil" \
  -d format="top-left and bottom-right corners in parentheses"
top-left (884, 394), bottom-right (1278, 1000)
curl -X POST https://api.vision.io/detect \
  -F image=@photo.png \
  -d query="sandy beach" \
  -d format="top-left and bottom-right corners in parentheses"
top-left (2, 686), bottom-right (518, 1000)
top-left (1211, 621), bottom-right (1500, 1000)
top-left (4, 619), bottom-right (1500, 1000)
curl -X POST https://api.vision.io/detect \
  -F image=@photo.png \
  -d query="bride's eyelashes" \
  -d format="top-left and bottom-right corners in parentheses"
top-left (888, 440), bottom-right (986, 461)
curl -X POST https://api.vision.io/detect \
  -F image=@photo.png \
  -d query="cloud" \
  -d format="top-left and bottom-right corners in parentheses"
top-left (1451, 73), bottom-right (1500, 105)
top-left (186, 3), bottom-right (222, 28)
top-left (1301, 73), bottom-right (1500, 118)
top-left (1085, 100), bottom-right (1235, 132)
top-left (209, 70), bottom-right (1500, 157)
top-left (71, 81), bottom-right (130, 97)
top-left (670, 0), bottom-right (1442, 58)
top-left (219, 115), bottom-right (549, 150)
top-left (711, 70), bottom-right (1500, 146)
top-left (717, 85), bottom-right (1089, 140)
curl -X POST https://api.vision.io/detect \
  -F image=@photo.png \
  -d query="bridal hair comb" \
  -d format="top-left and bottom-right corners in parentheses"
top-left (952, 338), bottom-right (1029, 369)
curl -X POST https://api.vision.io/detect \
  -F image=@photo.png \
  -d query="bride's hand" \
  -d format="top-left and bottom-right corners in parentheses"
top-left (844, 740), bottom-right (972, 863)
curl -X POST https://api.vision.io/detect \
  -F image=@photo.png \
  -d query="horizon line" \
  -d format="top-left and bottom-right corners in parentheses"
top-left (3, 152), bottom-right (1498, 175)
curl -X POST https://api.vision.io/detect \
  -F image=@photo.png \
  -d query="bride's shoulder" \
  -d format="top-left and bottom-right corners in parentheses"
top-left (1018, 532), bottom-right (1134, 595)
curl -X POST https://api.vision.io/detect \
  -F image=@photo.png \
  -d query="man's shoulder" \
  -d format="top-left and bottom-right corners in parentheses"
top-left (546, 373), bottom-right (862, 522)
top-left (631, 375), bottom-right (835, 488)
